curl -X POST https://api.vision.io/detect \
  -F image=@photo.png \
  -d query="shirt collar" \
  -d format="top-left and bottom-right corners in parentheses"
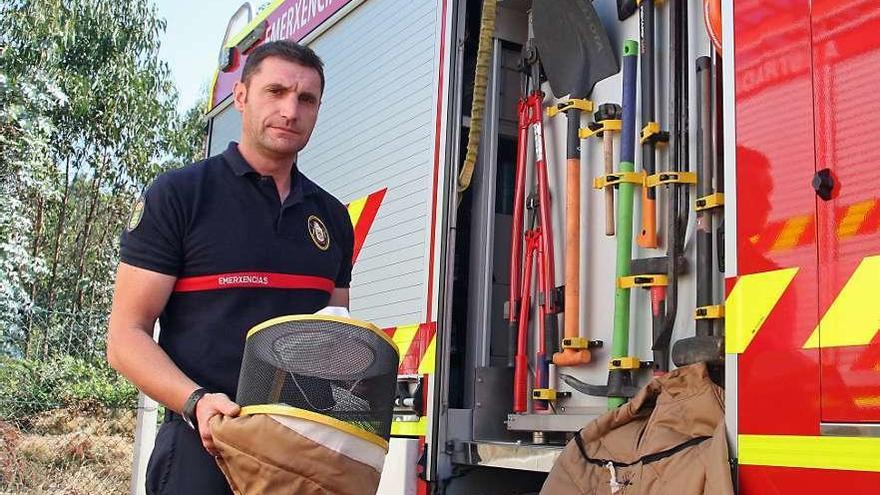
top-left (222, 142), bottom-right (319, 198)
top-left (222, 142), bottom-right (256, 176)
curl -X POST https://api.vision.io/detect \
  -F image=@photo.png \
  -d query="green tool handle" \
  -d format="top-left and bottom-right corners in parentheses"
top-left (609, 40), bottom-right (639, 409)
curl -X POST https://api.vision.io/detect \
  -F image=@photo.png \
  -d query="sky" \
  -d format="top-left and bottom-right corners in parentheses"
top-left (154, 0), bottom-right (256, 111)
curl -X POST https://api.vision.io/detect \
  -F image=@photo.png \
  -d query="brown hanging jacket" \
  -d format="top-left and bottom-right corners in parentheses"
top-left (541, 363), bottom-right (734, 495)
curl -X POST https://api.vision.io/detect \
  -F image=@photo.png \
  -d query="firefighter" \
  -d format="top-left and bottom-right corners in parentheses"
top-left (106, 40), bottom-right (354, 494)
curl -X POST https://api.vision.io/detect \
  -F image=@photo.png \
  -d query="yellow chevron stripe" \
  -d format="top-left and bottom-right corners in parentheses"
top-left (392, 324), bottom-right (420, 366)
top-left (855, 395), bottom-right (880, 409)
top-left (771, 214), bottom-right (811, 251)
top-left (739, 434), bottom-right (880, 472)
top-left (347, 195), bottom-right (368, 228)
top-left (725, 267), bottom-right (799, 354)
top-left (391, 416), bottom-right (427, 437)
top-left (207, 70), bottom-right (220, 111)
top-left (224, 0), bottom-right (286, 49)
top-left (418, 334), bottom-right (437, 374)
top-left (804, 255), bottom-right (880, 349)
top-left (837, 199), bottom-right (876, 239)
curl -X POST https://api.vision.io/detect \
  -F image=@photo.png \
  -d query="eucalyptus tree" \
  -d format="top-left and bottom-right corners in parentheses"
top-left (0, 0), bottom-right (204, 357)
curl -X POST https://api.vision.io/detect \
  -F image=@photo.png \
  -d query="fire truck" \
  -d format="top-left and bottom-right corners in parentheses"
top-left (149, 0), bottom-right (880, 493)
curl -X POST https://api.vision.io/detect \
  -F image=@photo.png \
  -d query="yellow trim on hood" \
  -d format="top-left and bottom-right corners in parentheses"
top-left (245, 314), bottom-right (398, 354)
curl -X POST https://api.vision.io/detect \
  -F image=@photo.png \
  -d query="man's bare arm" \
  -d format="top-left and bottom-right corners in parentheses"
top-left (107, 262), bottom-right (193, 410)
top-left (106, 262), bottom-right (238, 455)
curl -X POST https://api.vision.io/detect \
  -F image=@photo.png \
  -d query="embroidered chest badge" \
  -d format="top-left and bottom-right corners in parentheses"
top-left (307, 215), bottom-right (330, 251)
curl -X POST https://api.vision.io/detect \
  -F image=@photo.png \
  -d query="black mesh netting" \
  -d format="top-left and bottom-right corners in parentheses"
top-left (236, 317), bottom-right (398, 440)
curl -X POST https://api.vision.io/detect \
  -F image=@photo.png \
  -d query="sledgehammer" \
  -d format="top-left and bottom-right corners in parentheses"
top-left (549, 99), bottom-right (596, 368)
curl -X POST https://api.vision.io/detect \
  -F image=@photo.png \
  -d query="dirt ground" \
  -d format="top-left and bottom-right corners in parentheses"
top-left (0, 406), bottom-right (136, 494)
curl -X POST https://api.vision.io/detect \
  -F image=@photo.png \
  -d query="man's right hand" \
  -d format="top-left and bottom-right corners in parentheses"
top-left (195, 392), bottom-right (241, 456)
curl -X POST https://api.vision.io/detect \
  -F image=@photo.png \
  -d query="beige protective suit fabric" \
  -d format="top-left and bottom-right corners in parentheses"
top-left (541, 363), bottom-right (734, 495)
top-left (210, 414), bottom-right (382, 495)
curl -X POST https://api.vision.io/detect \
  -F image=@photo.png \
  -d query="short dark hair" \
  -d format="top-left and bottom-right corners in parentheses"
top-left (241, 40), bottom-right (325, 93)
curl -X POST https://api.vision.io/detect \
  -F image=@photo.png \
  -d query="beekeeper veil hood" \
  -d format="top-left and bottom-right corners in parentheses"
top-left (210, 313), bottom-right (399, 495)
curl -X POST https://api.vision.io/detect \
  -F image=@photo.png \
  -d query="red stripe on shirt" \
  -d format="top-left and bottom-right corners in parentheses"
top-left (173, 272), bottom-right (335, 293)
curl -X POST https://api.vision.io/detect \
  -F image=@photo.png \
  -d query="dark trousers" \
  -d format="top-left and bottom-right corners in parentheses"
top-left (146, 413), bottom-right (233, 495)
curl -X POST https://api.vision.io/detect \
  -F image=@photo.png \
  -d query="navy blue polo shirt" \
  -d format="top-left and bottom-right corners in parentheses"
top-left (119, 142), bottom-right (354, 398)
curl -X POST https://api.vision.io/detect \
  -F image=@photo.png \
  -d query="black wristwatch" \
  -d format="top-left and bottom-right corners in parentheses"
top-left (182, 387), bottom-right (208, 432)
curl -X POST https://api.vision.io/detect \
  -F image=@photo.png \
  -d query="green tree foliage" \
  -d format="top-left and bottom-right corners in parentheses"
top-left (0, 354), bottom-right (138, 420)
top-left (1, 0), bottom-right (179, 323)
top-left (0, 12), bottom-right (209, 495)
top-left (0, 68), bottom-right (63, 354)
top-left (0, 0), bottom-right (206, 392)
top-left (164, 95), bottom-right (207, 170)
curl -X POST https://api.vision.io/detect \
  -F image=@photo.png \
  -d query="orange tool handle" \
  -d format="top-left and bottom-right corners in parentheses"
top-left (638, 188), bottom-right (658, 248)
top-left (565, 157), bottom-right (580, 343)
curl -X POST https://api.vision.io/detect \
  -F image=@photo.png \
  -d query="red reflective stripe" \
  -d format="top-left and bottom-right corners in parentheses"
top-left (399, 323), bottom-right (436, 375)
top-left (173, 272), bottom-right (335, 293)
top-left (860, 200), bottom-right (880, 236)
top-left (352, 188), bottom-right (387, 265)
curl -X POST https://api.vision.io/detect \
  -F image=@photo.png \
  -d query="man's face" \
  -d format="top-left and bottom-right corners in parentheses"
top-left (233, 56), bottom-right (322, 159)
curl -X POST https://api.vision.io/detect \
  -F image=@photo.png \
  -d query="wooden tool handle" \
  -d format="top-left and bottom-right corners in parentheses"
top-left (604, 134), bottom-right (615, 236)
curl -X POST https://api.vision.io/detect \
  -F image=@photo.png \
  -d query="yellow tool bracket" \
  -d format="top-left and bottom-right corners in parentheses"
top-left (562, 337), bottom-right (599, 350)
top-left (532, 388), bottom-right (566, 401)
top-left (618, 274), bottom-right (668, 289)
top-left (695, 192), bottom-right (725, 211)
top-left (593, 171), bottom-right (646, 190)
top-left (580, 119), bottom-right (622, 139)
top-left (547, 98), bottom-right (594, 118)
top-left (640, 121), bottom-right (668, 145)
top-left (645, 171), bottom-right (698, 188)
top-left (695, 305), bottom-right (725, 320)
top-left (609, 357), bottom-right (644, 371)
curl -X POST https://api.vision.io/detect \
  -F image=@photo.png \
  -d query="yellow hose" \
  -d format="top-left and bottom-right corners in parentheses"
top-left (457, 0), bottom-right (497, 195)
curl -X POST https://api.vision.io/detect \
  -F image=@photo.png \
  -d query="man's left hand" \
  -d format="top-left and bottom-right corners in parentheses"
top-left (195, 392), bottom-right (241, 456)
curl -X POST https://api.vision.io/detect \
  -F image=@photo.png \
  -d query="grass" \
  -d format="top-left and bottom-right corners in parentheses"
top-left (0, 404), bottom-right (135, 494)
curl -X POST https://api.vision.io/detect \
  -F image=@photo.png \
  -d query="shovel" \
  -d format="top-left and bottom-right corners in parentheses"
top-left (533, 0), bottom-right (619, 100)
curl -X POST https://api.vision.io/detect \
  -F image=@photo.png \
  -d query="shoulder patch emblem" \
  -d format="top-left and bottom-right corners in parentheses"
top-left (307, 215), bottom-right (330, 251)
top-left (127, 196), bottom-right (145, 232)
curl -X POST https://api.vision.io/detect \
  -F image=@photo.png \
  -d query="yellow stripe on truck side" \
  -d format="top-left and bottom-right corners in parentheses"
top-left (803, 255), bottom-right (880, 349)
top-left (391, 417), bottom-right (428, 437)
top-left (725, 267), bottom-right (799, 354)
top-left (391, 324), bottom-right (420, 367)
top-left (837, 199), bottom-right (875, 239)
top-left (418, 334), bottom-right (437, 375)
top-left (739, 434), bottom-right (880, 472)
top-left (347, 195), bottom-right (367, 228)
top-left (770, 215), bottom-right (811, 251)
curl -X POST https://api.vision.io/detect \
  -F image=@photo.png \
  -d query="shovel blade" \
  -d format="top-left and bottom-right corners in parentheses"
top-left (533, 0), bottom-right (619, 98)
